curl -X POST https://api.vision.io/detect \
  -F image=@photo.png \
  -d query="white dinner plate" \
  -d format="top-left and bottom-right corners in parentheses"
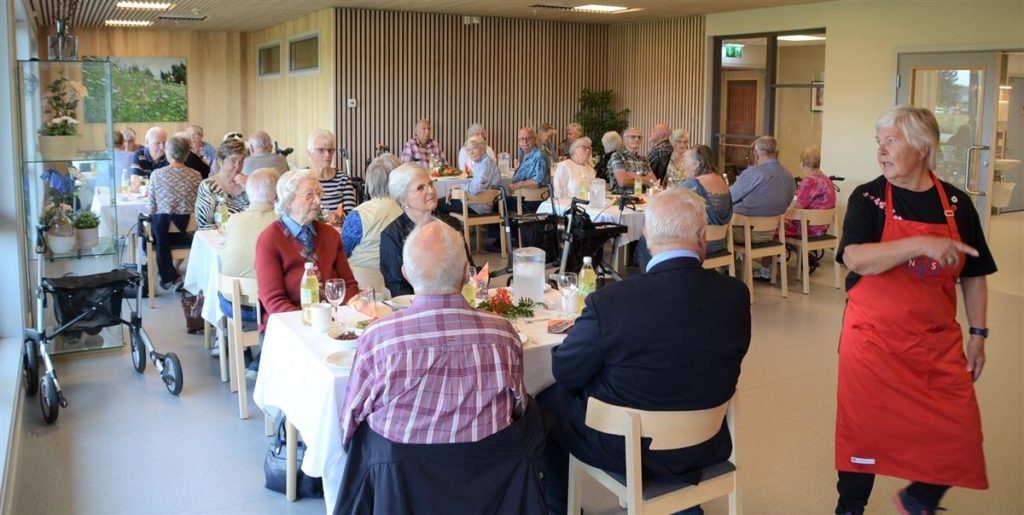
top-left (325, 349), bottom-right (356, 370)
top-left (389, 294), bottom-right (415, 308)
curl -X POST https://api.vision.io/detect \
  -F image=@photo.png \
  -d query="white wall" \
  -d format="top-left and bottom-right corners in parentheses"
top-left (706, 0), bottom-right (1024, 201)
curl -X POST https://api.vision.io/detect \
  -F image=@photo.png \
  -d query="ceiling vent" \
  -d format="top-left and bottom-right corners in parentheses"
top-left (530, 4), bottom-right (574, 11)
top-left (157, 13), bottom-right (207, 21)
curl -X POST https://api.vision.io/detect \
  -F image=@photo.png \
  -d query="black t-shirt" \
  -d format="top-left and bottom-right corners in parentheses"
top-left (837, 175), bottom-right (997, 290)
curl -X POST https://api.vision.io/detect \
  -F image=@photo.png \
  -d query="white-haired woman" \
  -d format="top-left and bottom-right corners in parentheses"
top-left (186, 124), bottom-right (217, 166)
top-left (193, 139), bottom-right (250, 230)
top-left (379, 164), bottom-right (469, 297)
top-left (664, 129), bottom-right (692, 186)
top-left (342, 154), bottom-right (404, 293)
top-left (148, 134), bottom-right (202, 291)
top-left (255, 169), bottom-right (358, 330)
top-left (307, 128), bottom-right (357, 218)
top-left (559, 122), bottom-right (585, 160)
top-left (552, 137), bottom-right (597, 199)
top-left (834, 106), bottom-right (996, 515)
top-left (595, 131), bottom-right (623, 184)
top-left (456, 123), bottom-right (497, 172)
top-left (440, 137), bottom-right (503, 214)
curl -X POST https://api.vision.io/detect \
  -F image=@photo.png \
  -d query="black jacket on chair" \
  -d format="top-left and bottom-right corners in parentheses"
top-left (334, 396), bottom-right (548, 515)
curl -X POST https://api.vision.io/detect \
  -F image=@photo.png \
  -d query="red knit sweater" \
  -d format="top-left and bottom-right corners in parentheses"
top-left (255, 219), bottom-right (359, 330)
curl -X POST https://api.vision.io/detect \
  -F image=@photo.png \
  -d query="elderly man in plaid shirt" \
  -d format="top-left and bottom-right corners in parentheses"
top-left (341, 221), bottom-right (526, 445)
top-left (400, 118), bottom-right (449, 168)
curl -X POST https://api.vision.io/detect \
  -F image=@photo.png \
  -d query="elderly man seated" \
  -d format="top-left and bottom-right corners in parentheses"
top-left (609, 126), bottom-right (654, 191)
top-left (242, 130), bottom-right (290, 175)
top-left (507, 127), bottom-right (551, 212)
top-left (219, 168), bottom-right (280, 324)
top-left (132, 126), bottom-right (209, 186)
top-left (537, 187), bottom-right (751, 515)
top-left (400, 118), bottom-right (448, 168)
top-left (730, 135), bottom-right (796, 278)
top-left (342, 221), bottom-right (526, 445)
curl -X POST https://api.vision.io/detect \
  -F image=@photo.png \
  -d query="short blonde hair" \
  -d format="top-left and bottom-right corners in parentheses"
top-left (800, 146), bottom-right (821, 169)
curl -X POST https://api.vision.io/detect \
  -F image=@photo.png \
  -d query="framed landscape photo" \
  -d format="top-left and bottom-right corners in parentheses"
top-left (811, 81), bottom-right (825, 112)
top-left (84, 56), bottom-right (188, 123)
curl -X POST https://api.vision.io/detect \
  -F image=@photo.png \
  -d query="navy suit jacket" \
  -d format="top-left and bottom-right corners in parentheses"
top-left (551, 256), bottom-right (751, 478)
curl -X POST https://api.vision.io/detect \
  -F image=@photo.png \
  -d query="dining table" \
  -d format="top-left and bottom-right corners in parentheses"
top-left (432, 174), bottom-right (514, 200)
top-left (537, 195), bottom-right (647, 272)
top-left (252, 288), bottom-right (569, 511)
top-left (90, 188), bottom-right (151, 239)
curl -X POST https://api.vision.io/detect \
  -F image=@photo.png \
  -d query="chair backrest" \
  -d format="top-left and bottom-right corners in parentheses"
top-left (515, 186), bottom-right (549, 202)
top-left (143, 214), bottom-right (197, 238)
top-left (585, 397), bottom-right (730, 451)
top-left (787, 207), bottom-right (836, 228)
top-left (731, 213), bottom-right (781, 233)
top-left (705, 222), bottom-right (730, 242)
top-left (451, 187), bottom-right (501, 205)
top-left (219, 274), bottom-right (260, 313)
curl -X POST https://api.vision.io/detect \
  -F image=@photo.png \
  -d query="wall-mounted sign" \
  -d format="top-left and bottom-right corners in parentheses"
top-left (724, 44), bottom-right (744, 59)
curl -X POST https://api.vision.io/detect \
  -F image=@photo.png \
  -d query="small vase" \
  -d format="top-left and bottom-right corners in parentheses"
top-left (76, 227), bottom-right (99, 250)
top-left (48, 233), bottom-right (77, 255)
top-left (38, 134), bottom-right (79, 161)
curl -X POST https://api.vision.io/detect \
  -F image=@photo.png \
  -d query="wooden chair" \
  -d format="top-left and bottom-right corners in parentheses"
top-left (350, 266), bottom-right (390, 299)
top-left (731, 214), bottom-right (787, 304)
top-left (512, 186), bottom-right (550, 216)
top-left (450, 187), bottom-right (507, 257)
top-left (143, 215), bottom-right (196, 308)
top-left (702, 222), bottom-right (736, 277)
top-left (218, 274), bottom-right (264, 420)
top-left (567, 397), bottom-right (738, 515)
top-left (784, 208), bottom-right (841, 295)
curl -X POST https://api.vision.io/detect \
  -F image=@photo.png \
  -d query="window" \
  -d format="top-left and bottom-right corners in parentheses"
top-left (289, 33), bottom-right (319, 73)
top-left (258, 43), bottom-right (280, 77)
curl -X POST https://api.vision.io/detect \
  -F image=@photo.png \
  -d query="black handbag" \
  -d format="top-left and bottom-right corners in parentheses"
top-left (264, 417), bottom-right (324, 499)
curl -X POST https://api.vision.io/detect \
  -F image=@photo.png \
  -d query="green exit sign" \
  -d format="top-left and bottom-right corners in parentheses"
top-left (724, 44), bottom-right (744, 58)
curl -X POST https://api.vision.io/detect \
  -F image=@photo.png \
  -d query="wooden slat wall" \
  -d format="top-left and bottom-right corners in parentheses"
top-left (243, 9), bottom-right (336, 170)
top-left (49, 26), bottom-right (245, 151)
top-left (336, 8), bottom-right (608, 176)
top-left (607, 16), bottom-right (706, 153)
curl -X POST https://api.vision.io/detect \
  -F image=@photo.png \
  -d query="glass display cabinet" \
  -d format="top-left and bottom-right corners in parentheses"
top-left (18, 59), bottom-right (125, 353)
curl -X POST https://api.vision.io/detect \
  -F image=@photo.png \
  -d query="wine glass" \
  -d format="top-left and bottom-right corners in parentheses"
top-left (557, 273), bottom-right (578, 316)
top-left (324, 279), bottom-right (347, 321)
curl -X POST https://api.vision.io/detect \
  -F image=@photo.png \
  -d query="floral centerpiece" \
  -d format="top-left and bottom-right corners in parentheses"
top-left (476, 288), bottom-right (537, 319)
top-left (429, 165), bottom-right (462, 178)
top-left (37, 71), bottom-right (88, 160)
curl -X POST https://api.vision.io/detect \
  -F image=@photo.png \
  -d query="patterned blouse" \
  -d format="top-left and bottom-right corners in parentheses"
top-left (148, 165), bottom-right (202, 215)
top-left (194, 178), bottom-right (250, 230)
top-left (784, 173), bottom-right (836, 237)
top-left (319, 170), bottom-right (359, 214)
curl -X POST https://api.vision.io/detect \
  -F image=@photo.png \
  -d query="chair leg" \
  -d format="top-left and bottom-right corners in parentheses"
top-left (499, 222), bottom-right (507, 258)
top-left (833, 248), bottom-right (841, 289)
top-left (743, 254), bottom-right (754, 304)
top-left (780, 252), bottom-right (788, 298)
top-left (802, 247), bottom-right (811, 295)
top-left (227, 326), bottom-right (238, 393)
top-left (729, 489), bottom-right (738, 515)
top-left (236, 340), bottom-right (249, 419)
top-left (218, 324), bottom-right (229, 383)
top-left (463, 224), bottom-right (472, 254)
top-left (567, 456), bottom-right (584, 515)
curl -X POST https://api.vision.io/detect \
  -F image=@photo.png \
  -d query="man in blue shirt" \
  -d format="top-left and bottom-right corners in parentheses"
top-left (507, 127), bottom-right (550, 214)
top-left (131, 126), bottom-right (169, 179)
top-left (729, 136), bottom-right (795, 278)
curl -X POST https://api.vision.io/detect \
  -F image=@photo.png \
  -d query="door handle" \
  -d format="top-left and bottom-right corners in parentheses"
top-left (964, 145), bottom-right (988, 196)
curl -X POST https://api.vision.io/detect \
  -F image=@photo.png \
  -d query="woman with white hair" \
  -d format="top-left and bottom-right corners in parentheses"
top-left (552, 137), bottom-right (596, 199)
top-left (440, 136), bottom-right (502, 214)
top-left (255, 169), bottom-right (359, 330)
top-left (558, 122), bottom-right (584, 160)
top-left (193, 139), bottom-right (250, 230)
top-left (307, 128), bottom-right (358, 218)
top-left (664, 129), bottom-right (692, 186)
top-left (456, 123), bottom-right (497, 172)
top-left (147, 134), bottom-right (203, 291)
top-left (186, 124), bottom-right (217, 166)
top-left (342, 154), bottom-right (404, 293)
top-left (379, 164), bottom-right (470, 297)
top-left (594, 131), bottom-right (623, 184)
top-left (833, 106), bottom-right (996, 515)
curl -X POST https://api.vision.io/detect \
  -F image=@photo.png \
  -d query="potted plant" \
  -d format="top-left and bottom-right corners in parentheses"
top-left (73, 210), bottom-right (100, 250)
top-left (37, 71), bottom-right (88, 161)
top-left (573, 88), bottom-right (631, 156)
top-left (41, 204), bottom-right (77, 254)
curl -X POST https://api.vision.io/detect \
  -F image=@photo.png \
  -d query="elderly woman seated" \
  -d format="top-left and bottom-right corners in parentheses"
top-left (552, 137), bottom-right (597, 199)
top-left (194, 138), bottom-right (250, 230)
top-left (307, 128), bottom-right (358, 218)
top-left (664, 129), bottom-right (692, 187)
top-left (342, 154), bottom-right (404, 294)
top-left (379, 164), bottom-right (471, 297)
top-left (784, 146), bottom-right (836, 238)
top-left (680, 144), bottom-right (733, 253)
top-left (439, 136), bottom-right (502, 214)
top-left (148, 133), bottom-right (203, 291)
top-left (255, 169), bottom-right (359, 330)
top-left (594, 131), bottom-right (623, 184)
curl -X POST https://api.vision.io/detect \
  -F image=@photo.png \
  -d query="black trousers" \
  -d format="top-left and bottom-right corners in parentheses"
top-left (150, 213), bottom-right (193, 284)
top-left (836, 471), bottom-right (950, 514)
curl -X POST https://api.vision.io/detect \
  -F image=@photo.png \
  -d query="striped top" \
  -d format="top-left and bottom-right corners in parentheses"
top-left (341, 293), bottom-right (526, 445)
top-left (193, 178), bottom-right (249, 230)
top-left (317, 169), bottom-right (358, 214)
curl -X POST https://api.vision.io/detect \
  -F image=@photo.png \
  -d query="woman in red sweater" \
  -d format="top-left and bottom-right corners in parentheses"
top-left (255, 169), bottom-right (359, 330)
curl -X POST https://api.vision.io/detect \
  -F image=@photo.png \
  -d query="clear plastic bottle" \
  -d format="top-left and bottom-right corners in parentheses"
top-left (300, 262), bottom-right (320, 326)
top-left (578, 176), bottom-right (590, 201)
top-left (121, 168), bottom-right (130, 193)
top-left (633, 173), bottom-right (644, 197)
top-left (214, 196), bottom-right (230, 228)
top-left (577, 257), bottom-right (597, 314)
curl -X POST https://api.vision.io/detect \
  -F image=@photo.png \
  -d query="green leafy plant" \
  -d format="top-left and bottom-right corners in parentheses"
top-left (573, 88), bottom-right (630, 155)
top-left (38, 72), bottom-right (88, 136)
top-left (72, 210), bottom-right (100, 229)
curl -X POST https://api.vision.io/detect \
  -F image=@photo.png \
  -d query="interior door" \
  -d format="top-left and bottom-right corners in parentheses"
top-left (896, 51), bottom-right (1000, 231)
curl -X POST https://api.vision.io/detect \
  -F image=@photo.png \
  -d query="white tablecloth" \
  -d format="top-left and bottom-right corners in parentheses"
top-left (181, 230), bottom-right (224, 325)
top-left (90, 190), bottom-right (150, 238)
top-left (432, 175), bottom-right (513, 200)
top-left (253, 289), bottom-right (567, 512)
top-left (537, 198), bottom-right (646, 248)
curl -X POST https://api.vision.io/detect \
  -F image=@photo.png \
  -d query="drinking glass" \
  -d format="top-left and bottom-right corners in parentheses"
top-left (557, 273), bottom-right (578, 316)
top-left (324, 279), bottom-right (347, 321)
top-left (462, 266), bottom-right (478, 306)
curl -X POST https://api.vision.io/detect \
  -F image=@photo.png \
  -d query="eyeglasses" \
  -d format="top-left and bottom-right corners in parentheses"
top-left (297, 190), bottom-right (322, 201)
top-left (314, 147), bottom-right (337, 154)
top-left (413, 182), bottom-right (436, 193)
top-left (626, 135), bottom-right (642, 139)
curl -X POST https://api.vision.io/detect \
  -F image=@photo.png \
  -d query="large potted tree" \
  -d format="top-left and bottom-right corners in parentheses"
top-left (573, 88), bottom-right (630, 156)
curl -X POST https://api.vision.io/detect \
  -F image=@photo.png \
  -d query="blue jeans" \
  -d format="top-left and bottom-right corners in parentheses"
top-left (218, 292), bottom-right (258, 325)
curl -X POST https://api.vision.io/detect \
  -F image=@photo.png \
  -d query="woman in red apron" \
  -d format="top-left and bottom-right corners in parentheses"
top-left (835, 106), bottom-right (996, 515)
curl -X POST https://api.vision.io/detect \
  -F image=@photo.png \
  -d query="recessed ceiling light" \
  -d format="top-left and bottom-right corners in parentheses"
top-left (778, 35), bottom-right (826, 42)
top-left (105, 19), bottom-right (154, 27)
top-left (573, 4), bottom-right (629, 13)
top-left (115, 1), bottom-right (172, 9)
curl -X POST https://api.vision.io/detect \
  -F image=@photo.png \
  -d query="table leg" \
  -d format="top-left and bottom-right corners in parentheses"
top-left (286, 419), bottom-right (297, 502)
top-left (218, 324), bottom-right (229, 384)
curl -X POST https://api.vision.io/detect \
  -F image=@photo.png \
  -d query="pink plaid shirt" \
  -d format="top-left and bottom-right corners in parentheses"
top-left (341, 293), bottom-right (526, 444)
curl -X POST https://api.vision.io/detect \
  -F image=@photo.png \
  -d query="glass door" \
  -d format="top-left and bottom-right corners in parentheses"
top-left (896, 51), bottom-right (1000, 230)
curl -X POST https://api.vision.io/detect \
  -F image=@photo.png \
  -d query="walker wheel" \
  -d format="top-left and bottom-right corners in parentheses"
top-left (23, 339), bottom-right (39, 396)
top-left (161, 353), bottom-right (183, 396)
top-left (40, 375), bottom-right (59, 424)
top-left (130, 327), bottom-right (146, 373)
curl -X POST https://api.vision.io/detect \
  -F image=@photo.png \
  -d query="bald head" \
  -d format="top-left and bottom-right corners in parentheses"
top-left (650, 124), bottom-right (671, 144)
top-left (402, 221), bottom-right (468, 294)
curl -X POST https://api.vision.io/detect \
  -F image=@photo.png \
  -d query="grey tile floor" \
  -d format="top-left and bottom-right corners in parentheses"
top-left (10, 214), bottom-right (1024, 514)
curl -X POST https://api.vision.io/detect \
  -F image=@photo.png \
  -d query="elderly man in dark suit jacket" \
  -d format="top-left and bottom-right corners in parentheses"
top-left (537, 186), bottom-right (751, 514)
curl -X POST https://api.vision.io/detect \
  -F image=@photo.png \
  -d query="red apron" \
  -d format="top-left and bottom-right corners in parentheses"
top-left (835, 173), bottom-right (987, 489)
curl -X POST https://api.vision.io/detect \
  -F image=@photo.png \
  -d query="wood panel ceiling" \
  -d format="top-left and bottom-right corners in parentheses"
top-left (27, 0), bottom-right (827, 32)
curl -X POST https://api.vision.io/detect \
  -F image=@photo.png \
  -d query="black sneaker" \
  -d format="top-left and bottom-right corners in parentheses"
top-left (893, 488), bottom-right (944, 515)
